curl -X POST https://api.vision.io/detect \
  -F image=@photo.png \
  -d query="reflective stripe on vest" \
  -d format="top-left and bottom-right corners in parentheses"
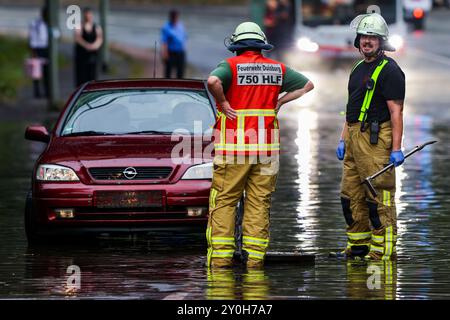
top-left (215, 109), bottom-right (279, 153)
top-left (358, 59), bottom-right (389, 122)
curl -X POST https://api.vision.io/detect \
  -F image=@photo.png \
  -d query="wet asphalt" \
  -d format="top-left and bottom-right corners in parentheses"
top-left (0, 7), bottom-right (450, 300)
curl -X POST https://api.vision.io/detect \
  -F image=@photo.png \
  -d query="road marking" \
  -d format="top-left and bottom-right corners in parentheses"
top-left (162, 292), bottom-right (188, 300)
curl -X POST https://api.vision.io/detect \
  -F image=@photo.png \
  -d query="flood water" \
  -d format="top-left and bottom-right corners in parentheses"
top-left (1, 24), bottom-right (450, 300)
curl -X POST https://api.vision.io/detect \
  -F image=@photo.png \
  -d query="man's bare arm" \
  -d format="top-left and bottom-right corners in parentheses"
top-left (207, 75), bottom-right (236, 120)
top-left (387, 99), bottom-right (404, 151)
top-left (276, 80), bottom-right (314, 112)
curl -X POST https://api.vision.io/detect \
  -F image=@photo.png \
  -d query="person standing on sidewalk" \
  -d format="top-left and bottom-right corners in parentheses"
top-left (74, 7), bottom-right (103, 86)
top-left (206, 22), bottom-right (314, 269)
top-left (28, 6), bottom-right (49, 98)
top-left (160, 9), bottom-right (187, 79)
top-left (334, 13), bottom-right (406, 261)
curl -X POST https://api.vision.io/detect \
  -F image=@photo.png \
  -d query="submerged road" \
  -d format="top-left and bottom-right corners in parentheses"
top-left (0, 5), bottom-right (450, 299)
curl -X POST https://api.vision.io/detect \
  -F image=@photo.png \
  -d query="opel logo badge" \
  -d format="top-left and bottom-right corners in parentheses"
top-left (123, 167), bottom-right (137, 179)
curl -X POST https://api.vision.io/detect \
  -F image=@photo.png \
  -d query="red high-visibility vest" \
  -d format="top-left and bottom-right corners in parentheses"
top-left (214, 51), bottom-right (286, 156)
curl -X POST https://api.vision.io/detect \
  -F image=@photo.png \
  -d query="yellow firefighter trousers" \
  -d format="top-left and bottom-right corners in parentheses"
top-left (206, 155), bottom-right (278, 268)
top-left (340, 121), bottom-right (397, 260)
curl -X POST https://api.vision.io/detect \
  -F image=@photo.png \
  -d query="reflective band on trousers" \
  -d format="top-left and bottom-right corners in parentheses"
top-left (211, 236), bottom-right (236, 247)
top-left (358, 59), bottom-right (389, 122)
top-left (243, 236), bottom-right (269, 248)
top-left (368, 226), bottom-right (396, 259)
top-left (206, 227), bottom-right (212, 267)
top-left (347, 231), bottom-right (372, 241)
top-left (211, 250), bottom-right (235, 258)
top-left (383, 190), bottom-right (391, 207)
top-left (372, 234), bottom-right (384, 244)
top-left (382, 226), bottom-right (394, 260)
top-left (347, 242), bottom-right (370, 249)
top-left (370, 244), bottom-right (384, 253)
top-left (209, 188), bottom-right (218, 209)
top-left (244, 248), bottom-right (265, 260)
top-left (372, 233), bottom-right (397, 244)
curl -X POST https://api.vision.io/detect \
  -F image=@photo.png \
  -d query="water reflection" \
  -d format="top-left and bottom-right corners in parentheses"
top-left (294, 108), bottom-right (319, 252)
top-left (206, 268), bottom-right (270, 300)
top-left (21, 240), bottom-right (207, 299)
top-left (345, 260), bottom-right (397, 300)
top-left (397, 115), bottom-right (435, 259)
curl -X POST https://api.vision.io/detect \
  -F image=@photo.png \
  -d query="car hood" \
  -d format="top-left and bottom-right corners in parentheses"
top-left (42, 135), bottom-right (214, 167)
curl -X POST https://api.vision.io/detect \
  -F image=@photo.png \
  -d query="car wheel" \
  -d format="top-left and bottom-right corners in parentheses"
top-left (24, 191), bottom-right (45, 245)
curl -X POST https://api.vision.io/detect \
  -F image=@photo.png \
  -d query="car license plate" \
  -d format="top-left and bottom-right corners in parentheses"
top-left (95, 191), bottom-right (163, 208)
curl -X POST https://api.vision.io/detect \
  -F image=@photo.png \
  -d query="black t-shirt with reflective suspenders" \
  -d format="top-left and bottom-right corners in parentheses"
top-left (346, 55), bottom-right (405, 124)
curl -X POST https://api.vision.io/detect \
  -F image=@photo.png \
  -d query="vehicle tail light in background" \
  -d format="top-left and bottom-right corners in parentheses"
top-left (413, 8), bottom-right (424, 19)
top-left (187, 207), bottom-right (207, 217)
top-left (55, 209), bottom-right (75, 219)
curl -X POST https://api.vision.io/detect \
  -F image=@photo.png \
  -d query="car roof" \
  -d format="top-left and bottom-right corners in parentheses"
top-left (83, 78), bottom-right (207, 92)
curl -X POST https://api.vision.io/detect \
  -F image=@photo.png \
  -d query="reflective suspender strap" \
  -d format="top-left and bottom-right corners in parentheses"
top-left (358, 59), bottom-right (389, 122)
top-left (345, 60), bottom-right (364, 108)
top-left (351, 59), bottom-right (364, 73)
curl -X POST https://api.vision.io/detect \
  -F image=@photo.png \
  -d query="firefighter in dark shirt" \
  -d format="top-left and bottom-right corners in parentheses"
top-left (333, 13), bottom-right (406, 261)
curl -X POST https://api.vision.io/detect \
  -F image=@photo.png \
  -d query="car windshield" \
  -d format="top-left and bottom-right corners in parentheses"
top-left (61, 89), bottom-right (215, 136)
top-left (301, 0), bottom-right (397, 27)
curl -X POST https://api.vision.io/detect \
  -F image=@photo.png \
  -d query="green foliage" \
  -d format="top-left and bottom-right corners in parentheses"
top-left (0, 36), bottom-right (29, 100)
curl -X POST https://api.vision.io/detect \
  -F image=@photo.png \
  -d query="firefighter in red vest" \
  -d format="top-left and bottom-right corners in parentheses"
top-left (206, 22), bottom-right (314, 268)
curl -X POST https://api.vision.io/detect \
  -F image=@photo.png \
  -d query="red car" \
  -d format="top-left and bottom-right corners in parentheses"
top-left (24, 79), bottom-right (216, 243)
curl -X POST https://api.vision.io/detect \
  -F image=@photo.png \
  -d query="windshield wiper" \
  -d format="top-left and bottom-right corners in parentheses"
top-left (124, 130), bottom-right (173, 135)
top-left (62, 131), bottom-right (115, 137)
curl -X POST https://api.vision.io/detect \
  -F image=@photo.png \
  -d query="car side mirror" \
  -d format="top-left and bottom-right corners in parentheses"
top-left (25, 125), bottom-right (50, 143)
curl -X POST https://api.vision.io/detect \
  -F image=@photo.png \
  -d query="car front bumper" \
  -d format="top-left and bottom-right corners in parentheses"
top-left (32, 180), bottom-right (211, 234)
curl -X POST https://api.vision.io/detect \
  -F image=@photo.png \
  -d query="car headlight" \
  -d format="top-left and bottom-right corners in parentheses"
top-left (181, 162), bottom-right (213, 180)
top-left (388, 34), bottom-right (404, 51)
top-left (36, 164), bottom-right (80, 181)
top-left (297, 37), bottom-right (319, 53)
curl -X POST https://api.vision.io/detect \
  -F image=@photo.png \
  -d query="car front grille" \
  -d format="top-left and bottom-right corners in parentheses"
top-left (88, 167), bottom-right (173, 180)
top-left (73, 207), bottom-right (195, 221)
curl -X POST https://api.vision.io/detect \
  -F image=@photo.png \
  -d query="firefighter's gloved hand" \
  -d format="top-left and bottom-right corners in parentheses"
top-left (336, 140), bottom-right (345, 161)
top-left (389, 150), bottom-right (405, 167)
